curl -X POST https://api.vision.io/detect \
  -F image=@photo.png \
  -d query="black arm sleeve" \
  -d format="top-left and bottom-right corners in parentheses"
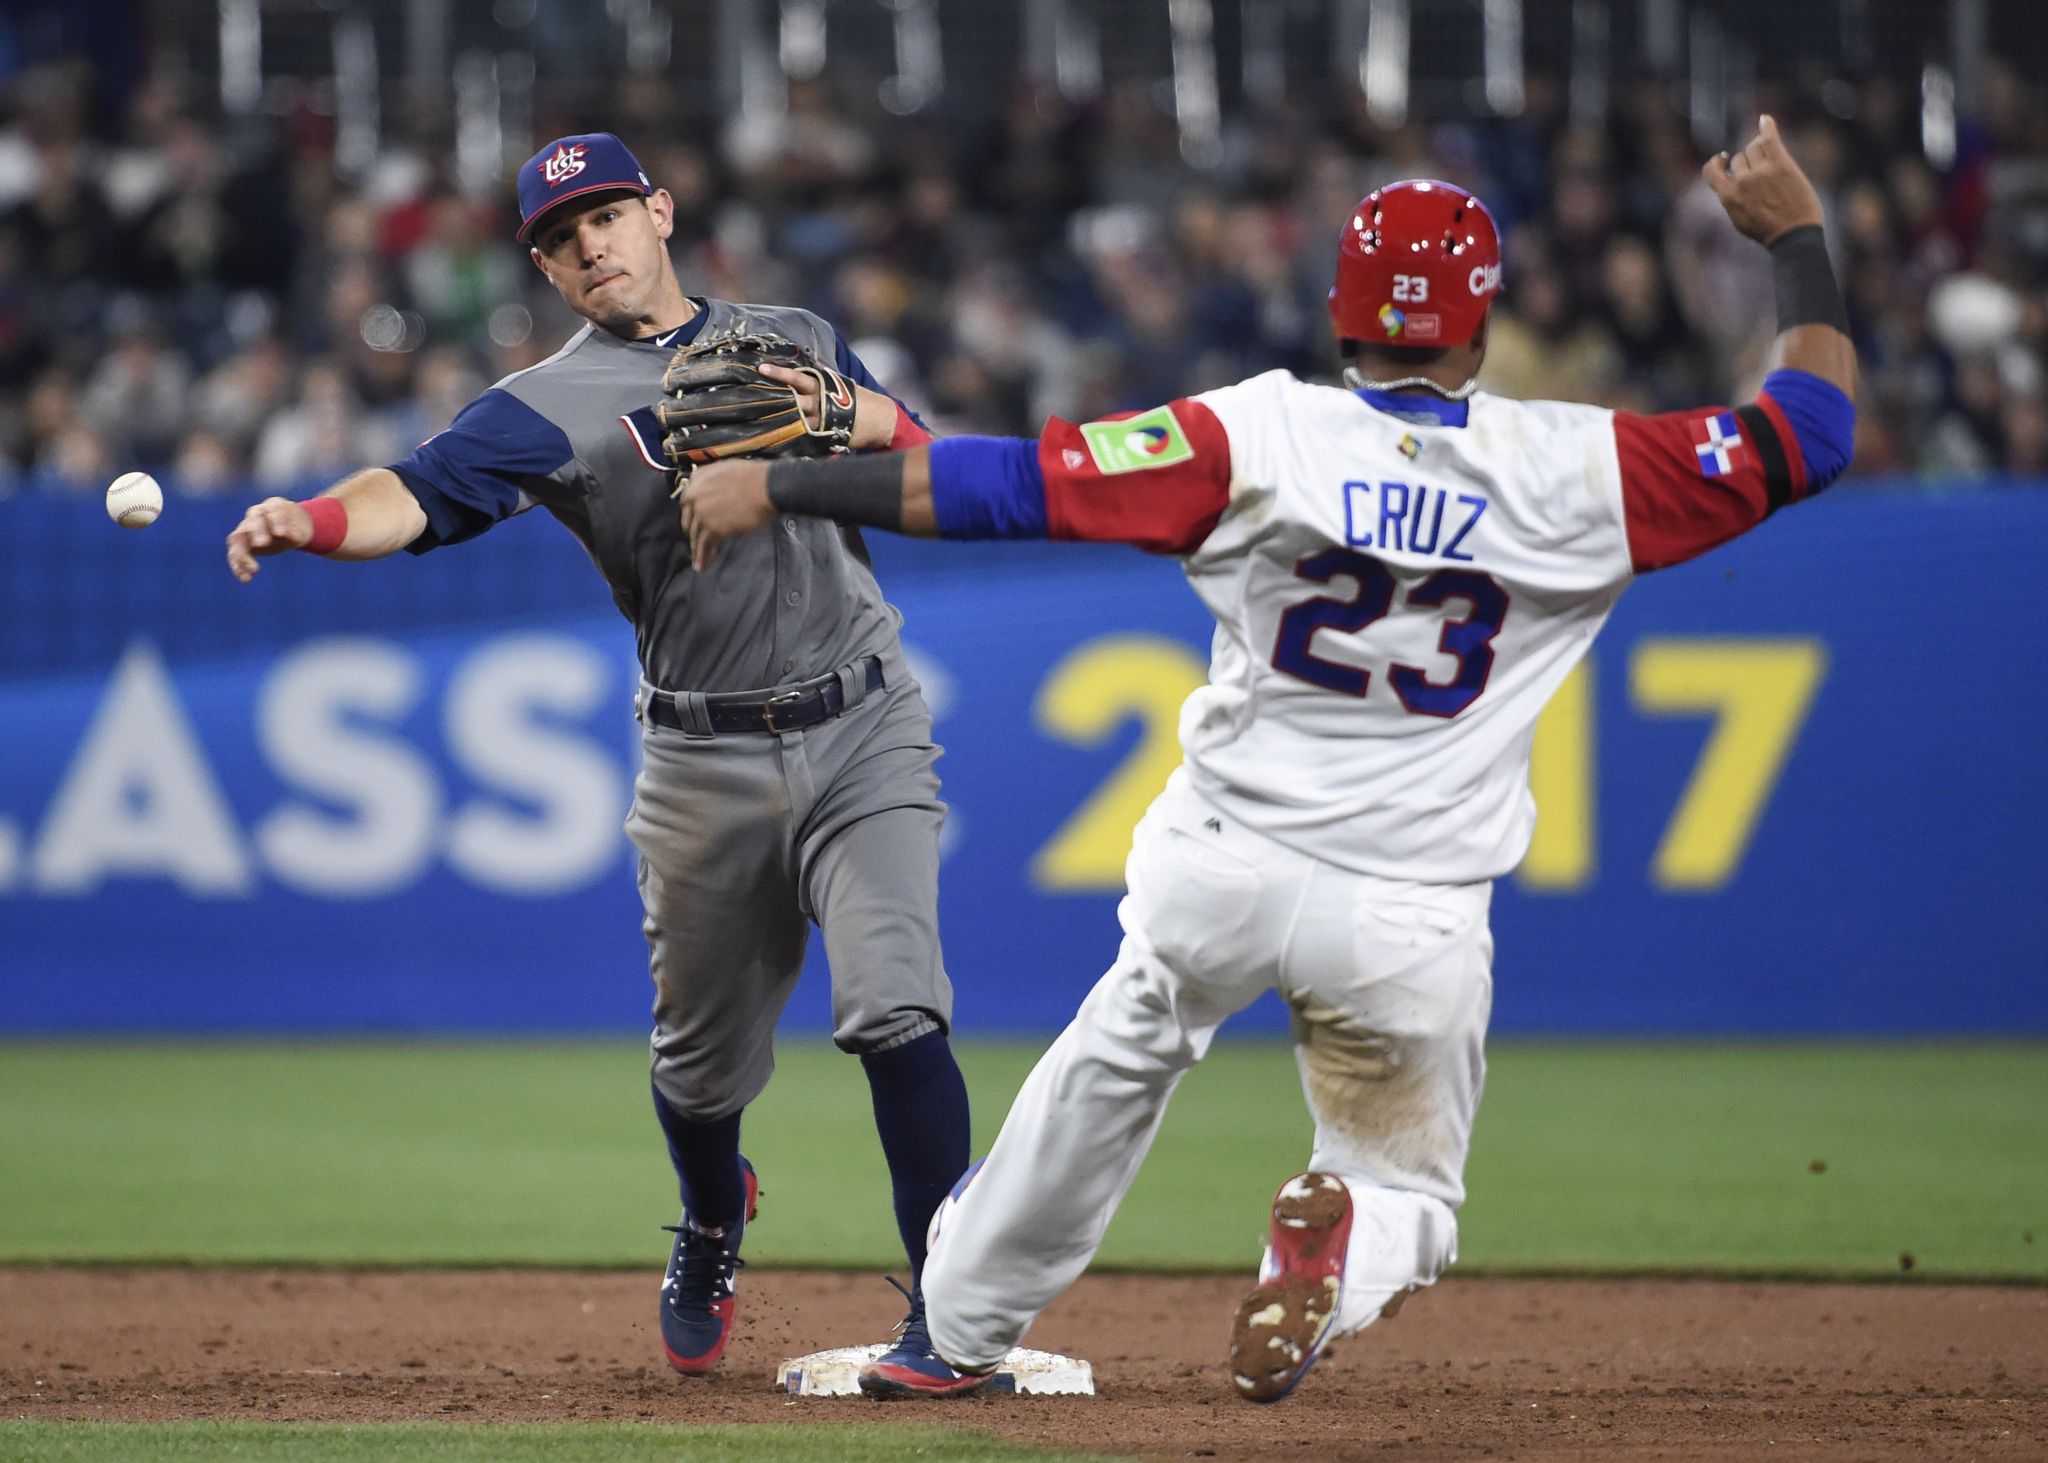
top-left (1769, 225), bottom-right (1850, 335)
top-left (765, 453), bottom-right (906, 532)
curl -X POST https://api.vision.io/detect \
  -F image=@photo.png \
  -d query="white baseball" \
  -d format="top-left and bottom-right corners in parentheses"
top-left (106, 471), bottom-right (163, 529)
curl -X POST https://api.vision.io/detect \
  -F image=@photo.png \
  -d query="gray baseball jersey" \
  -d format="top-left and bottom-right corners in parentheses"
top-left (392, 297), bottom-right (905, 692)
top-left (387, 297), bottom-right (952, 1111)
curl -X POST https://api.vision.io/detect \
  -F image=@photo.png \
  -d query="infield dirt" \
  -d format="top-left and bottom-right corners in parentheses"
top-left (3, 1267), bottom-right (2042, 1460)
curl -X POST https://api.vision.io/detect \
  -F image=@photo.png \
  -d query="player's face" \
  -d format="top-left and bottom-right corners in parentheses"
top-left (529, 189), bottom-right (679, 333)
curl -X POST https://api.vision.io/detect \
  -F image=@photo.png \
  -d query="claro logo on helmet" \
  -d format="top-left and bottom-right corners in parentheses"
top-left (1468, 262), bottom-right (1503, 296)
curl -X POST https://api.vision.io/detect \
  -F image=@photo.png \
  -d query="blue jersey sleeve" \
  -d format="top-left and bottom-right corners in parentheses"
top-left (830, 331), bottom-right (931, 437)
top-left (1760, 368), bottom-right (1855, 491)
top-left (389, 389), bottom-right (577, 553)
top-left (928, 436), bottom-right (1048, 539)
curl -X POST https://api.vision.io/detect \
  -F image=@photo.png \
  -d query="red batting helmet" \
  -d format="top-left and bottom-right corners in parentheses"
top-left (1328, 179), bottom-right (1503, 348)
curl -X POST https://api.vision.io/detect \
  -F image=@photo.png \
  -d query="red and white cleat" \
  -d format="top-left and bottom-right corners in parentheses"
top-left (1227, 1172), bottom-right (1354, 1404)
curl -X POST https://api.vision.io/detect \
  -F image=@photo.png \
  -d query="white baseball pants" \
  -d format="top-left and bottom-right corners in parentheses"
top-left (923, 771), bottom-right (1492, 1369)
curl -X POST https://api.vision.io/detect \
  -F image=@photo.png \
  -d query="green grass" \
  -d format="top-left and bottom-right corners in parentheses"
top-left (1459, 1042), bottom-right (2046, 1279)
top-left (0, 1040), bottom-right (2041, 1279)
top-left (0, 1421), bottom-right (1113, 1461)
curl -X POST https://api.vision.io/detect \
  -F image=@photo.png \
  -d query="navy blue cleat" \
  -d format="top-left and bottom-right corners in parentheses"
top-left (857, 1276), bottom-right (997, 1399)
top-left (659, 1156), bottom-right (759, 1376)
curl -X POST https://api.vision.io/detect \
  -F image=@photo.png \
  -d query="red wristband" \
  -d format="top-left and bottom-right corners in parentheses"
top-left (299, 497), bottom-right (349, 555)
top-left (886, 401), bottom-right (933, 451)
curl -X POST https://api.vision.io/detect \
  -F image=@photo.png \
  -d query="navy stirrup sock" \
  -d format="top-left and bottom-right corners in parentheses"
top-left (651, 1085), bottom-right (746, 1230)
top-left (860, 1030), bottom-right (972, 1285)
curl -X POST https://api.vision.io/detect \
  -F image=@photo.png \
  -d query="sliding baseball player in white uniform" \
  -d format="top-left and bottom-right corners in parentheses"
top-left (679, 118), bottom-right (1858, 1401)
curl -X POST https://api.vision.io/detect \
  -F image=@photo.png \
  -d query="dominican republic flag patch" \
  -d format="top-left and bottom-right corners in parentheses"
top-left (1694, 412), bottom-right (1744, 477)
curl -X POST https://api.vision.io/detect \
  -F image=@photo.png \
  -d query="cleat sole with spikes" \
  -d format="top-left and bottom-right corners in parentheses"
top-left (1227, 1171), bottom-right (1353, 1404)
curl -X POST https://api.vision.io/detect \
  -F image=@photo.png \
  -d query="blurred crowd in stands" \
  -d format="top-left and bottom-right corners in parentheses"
top-left (2, 54), bottom-right (2045, 499)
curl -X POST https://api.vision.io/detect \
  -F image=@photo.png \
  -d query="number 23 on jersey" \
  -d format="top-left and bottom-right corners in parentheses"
top-left (1270, 546), bottom-right (1510, 719)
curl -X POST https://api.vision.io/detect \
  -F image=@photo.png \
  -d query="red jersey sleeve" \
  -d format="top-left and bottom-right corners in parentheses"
top-left (1614, 392), bottom-right (1812, 572)
top-left (1036, 399), bottom-right (1234, 555)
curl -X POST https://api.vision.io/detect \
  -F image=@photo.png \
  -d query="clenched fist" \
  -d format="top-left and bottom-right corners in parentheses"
top-left (678, 460), bottom-right (776, 572)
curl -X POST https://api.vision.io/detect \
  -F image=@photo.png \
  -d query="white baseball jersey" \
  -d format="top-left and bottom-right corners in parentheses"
top-left (920, 364), bottom-right (1830, 1373)
top-left (1031, 368), bottom-right (1822, 883)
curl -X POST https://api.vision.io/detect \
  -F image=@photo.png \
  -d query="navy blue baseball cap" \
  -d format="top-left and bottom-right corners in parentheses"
top-left (515, 132), bottom-right (654, 244)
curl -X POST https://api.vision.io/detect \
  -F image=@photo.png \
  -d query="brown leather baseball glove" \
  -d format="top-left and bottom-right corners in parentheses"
top-left (652, 330), bottom-right (858, 470)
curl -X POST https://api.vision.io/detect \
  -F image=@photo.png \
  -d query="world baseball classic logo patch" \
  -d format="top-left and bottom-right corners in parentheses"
top-left (542, 144), bottom-right (589, 187)
top-left (1079, 406), bottom-right (1194, 474)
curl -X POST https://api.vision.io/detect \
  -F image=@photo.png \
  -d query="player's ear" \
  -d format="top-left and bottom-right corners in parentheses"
top-left (646, 188), bottom-right (676, 241)
top-left (528, 246), bottom-right (550, 276)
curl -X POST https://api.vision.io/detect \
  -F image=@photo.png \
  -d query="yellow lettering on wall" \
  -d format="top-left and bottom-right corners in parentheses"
top-left (1632, 639), bottom-right (1827, 891)
top-left (1031, 635), bottom-right (1208, 891)
top-left (1519, 661), bottom-right (1594, 892)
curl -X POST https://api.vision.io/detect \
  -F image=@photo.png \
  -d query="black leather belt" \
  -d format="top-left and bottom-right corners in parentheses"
top-left (644, 657), bottom-right (886, 735)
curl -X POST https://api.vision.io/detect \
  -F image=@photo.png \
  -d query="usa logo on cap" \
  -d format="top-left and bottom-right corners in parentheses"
top-left (541, 144), bottom-right (588, 187)
top-left (515, 132), bottom-right (655, 242)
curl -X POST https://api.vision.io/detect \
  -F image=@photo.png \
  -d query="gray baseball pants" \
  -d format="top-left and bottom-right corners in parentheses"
top-left (626, 648), bottom-right (953, 1121)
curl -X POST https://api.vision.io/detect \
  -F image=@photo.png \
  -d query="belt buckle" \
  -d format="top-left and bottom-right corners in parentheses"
top-left (761, 687), bottom-right (808, 732)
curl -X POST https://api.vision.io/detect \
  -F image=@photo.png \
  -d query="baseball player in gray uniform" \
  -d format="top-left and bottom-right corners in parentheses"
top-left (224, 132), bottom-right (972, 1379)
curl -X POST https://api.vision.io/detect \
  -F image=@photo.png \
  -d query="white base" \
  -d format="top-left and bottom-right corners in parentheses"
top-left (777, 1342), bottom-right (1095, 1398)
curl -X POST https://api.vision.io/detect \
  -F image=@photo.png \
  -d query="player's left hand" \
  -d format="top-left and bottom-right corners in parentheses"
top-left (1703, 115), bottom-right (1825, 246)
top-left (655, 331), bottom-right (855, 469)
top-left (679, 460), bottom-right (775, 571)
top-left (757, 362), bottom-right (899, 451)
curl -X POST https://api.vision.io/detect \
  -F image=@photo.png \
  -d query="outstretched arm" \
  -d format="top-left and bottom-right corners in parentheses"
top-left (227, 387), bottom-right (574, 580)
top-left (681, 402), bottom-right (1234, 571)
top-left (225, 468), bottom-right (430, 582)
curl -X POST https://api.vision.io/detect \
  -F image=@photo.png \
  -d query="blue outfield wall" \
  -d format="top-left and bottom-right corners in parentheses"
top-left (0, 484), bottom-right (2042, 1036)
